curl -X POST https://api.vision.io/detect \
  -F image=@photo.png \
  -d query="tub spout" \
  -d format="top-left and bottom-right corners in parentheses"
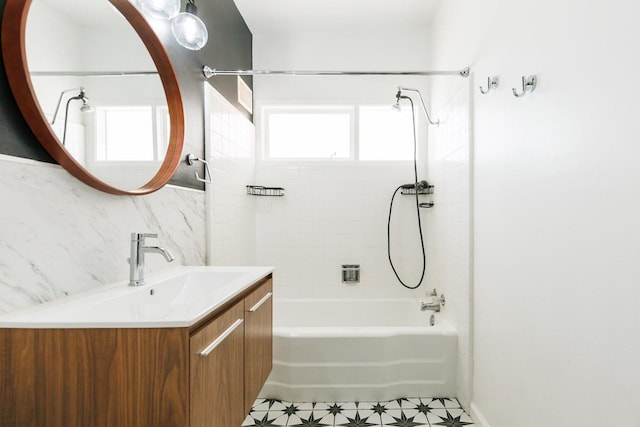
top-left (421, 301), bottom-right (441, 312)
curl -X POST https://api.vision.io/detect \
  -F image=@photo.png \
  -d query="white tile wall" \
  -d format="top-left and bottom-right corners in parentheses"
top-left (204, 83), bottom-right (256, 266)
top-left (255, 162), bottom-right (433, 299)
top-left (425, 80), bottom-right (473, 408)
top-left (252, 27), bottom-right (436, 302)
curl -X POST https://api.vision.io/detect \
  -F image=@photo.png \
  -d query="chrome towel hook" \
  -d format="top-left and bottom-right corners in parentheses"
top-left (186, 154), bottom-right (213, 184)
top-left (479, 76), bottom-right (499, 94)
top-left (512, 75), bottom-right (537, 97)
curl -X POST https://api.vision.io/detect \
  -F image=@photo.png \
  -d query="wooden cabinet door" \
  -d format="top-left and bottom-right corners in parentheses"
top-left (190, 302), bottom-right (245, 427)
top-left (243, 278), bottom-right (273, 414)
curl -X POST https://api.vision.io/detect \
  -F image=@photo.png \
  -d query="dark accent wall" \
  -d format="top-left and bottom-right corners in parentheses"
top-left (0, 0), bottom-right (252, 191)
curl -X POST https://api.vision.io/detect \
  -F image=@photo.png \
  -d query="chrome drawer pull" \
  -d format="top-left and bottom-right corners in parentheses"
top-left (199, 319), bottom-right (244, 357)
top-left (248, 292), bottom-right (273, 313)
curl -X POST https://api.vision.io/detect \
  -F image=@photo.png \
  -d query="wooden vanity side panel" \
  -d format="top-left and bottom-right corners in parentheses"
top-left (119, 328), bottom-right (190, 427)
top-left (243, 278), bottom-right (273, 414)
top-left (0, 328), bottom-right (36, 427)
top-left (0, 327), bottom-right (189, 427)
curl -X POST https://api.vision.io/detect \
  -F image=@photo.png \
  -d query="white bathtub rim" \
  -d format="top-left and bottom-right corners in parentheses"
top-left (272, 358), bottom-right (449, 368)
top-left (273, 323), bottom-right (456, 338)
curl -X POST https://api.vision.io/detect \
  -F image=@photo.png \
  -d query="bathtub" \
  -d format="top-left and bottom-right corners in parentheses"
top-left (259, 298), bottom-right (457, 402)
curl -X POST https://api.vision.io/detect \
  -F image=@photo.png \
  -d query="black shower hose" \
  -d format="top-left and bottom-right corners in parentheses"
top-left (387, 95), bottom-right (427, 290)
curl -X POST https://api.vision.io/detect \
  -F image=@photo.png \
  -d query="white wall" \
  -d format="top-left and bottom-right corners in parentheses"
top-left (426, 79), bottom-right (473, 408)
top-left (253, 29), bottom-right (433, 107)
top-left (429, 0), bottom-right (640, 426)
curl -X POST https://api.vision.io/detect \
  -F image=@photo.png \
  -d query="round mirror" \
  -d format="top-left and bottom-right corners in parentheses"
top-left (2, 0), bottom-right (184, 195)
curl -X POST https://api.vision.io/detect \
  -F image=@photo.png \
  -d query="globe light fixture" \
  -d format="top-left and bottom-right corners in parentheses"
top-left (137, 0), bottom-right (180, 20)
top-left (171, 0), bottom-right (208, 51)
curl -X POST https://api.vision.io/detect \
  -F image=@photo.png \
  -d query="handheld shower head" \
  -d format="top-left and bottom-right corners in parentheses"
top-left (400, 180), bottom-right (430, 190)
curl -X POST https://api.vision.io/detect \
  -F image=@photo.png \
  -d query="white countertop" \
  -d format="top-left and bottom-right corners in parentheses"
top-left (0, 266), bottom-right (274, 328)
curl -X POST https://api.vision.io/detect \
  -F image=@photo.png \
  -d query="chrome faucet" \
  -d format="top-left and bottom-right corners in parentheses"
top-left (128, 233), bottom-right (175, 286)
top-left (421, 288), bottom-right (445, 312)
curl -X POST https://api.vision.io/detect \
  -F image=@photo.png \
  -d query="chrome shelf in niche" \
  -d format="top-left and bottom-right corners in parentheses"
top-left (400, 185), bottom-right (434, 196)
top-left (246, 185), bottom-right (285, 197)
top-left (401, 184), bottom-right (434, 208)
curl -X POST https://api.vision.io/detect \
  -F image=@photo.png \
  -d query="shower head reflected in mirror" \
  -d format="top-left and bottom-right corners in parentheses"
top-left (51, 87), bottom-right (93, 125)
top-left (77, 89), bottom-right (94, 113)
top-left (50, 87), bottom-right (94, 146)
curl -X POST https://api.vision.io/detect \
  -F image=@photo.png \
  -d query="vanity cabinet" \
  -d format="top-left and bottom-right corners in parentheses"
top-left (0, 275), bottom-right (273, 427)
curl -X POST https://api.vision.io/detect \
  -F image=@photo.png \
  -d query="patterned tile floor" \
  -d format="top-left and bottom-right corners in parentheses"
top-left (243, 397), bottom-right (475, 427)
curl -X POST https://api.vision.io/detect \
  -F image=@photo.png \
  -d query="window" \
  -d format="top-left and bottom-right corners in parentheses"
top-left (358, 106), bottom-right (414, 161)
top-left (95, 106), bottom-right (169, 161)
top-left (263, 105), bottom-right (414, 161)
top-left (265, 107), bottom-right (354, 159)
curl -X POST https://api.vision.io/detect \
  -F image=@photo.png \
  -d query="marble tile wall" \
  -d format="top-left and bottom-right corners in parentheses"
top-left (0, 155), bottom-right (206, 315)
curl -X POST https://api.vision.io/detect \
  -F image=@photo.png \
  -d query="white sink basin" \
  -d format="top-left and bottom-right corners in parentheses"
top-left (0, 266), bottom-right (274, 328)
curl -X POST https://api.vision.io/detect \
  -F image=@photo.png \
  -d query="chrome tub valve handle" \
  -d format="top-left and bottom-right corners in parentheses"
top-left (421, 289), bottom-right (445, 312)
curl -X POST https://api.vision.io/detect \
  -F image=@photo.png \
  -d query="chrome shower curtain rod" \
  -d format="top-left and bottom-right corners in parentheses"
top-left (202, 65), bottom-right (470, 78)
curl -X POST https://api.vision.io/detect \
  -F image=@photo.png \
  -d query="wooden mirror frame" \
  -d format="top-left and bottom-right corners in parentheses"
top-left (1, 0), bottom-right (185, 195)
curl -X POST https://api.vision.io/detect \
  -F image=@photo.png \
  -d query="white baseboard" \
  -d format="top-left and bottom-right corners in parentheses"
top-left (470, 402), bottom-right (491, 427)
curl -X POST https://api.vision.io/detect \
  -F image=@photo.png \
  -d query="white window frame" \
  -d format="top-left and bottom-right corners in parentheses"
top-left (262, 106), bottom-right (356, 161)
top-left (261, 104), bottom-right (418, 163)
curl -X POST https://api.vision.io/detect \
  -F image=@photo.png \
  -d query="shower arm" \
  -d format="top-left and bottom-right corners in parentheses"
top-left (61, 95), bottom-right (82, 146)
top-left (398, 87), bottom-right (439, 126)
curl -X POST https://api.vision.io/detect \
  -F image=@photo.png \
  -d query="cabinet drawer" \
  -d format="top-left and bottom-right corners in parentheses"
top-left (244, 278), bottom-right (273, 413)
top-left (245, 278), bottom-right (273, 314)
top-left (190, 301), bottom-right (245, 427)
